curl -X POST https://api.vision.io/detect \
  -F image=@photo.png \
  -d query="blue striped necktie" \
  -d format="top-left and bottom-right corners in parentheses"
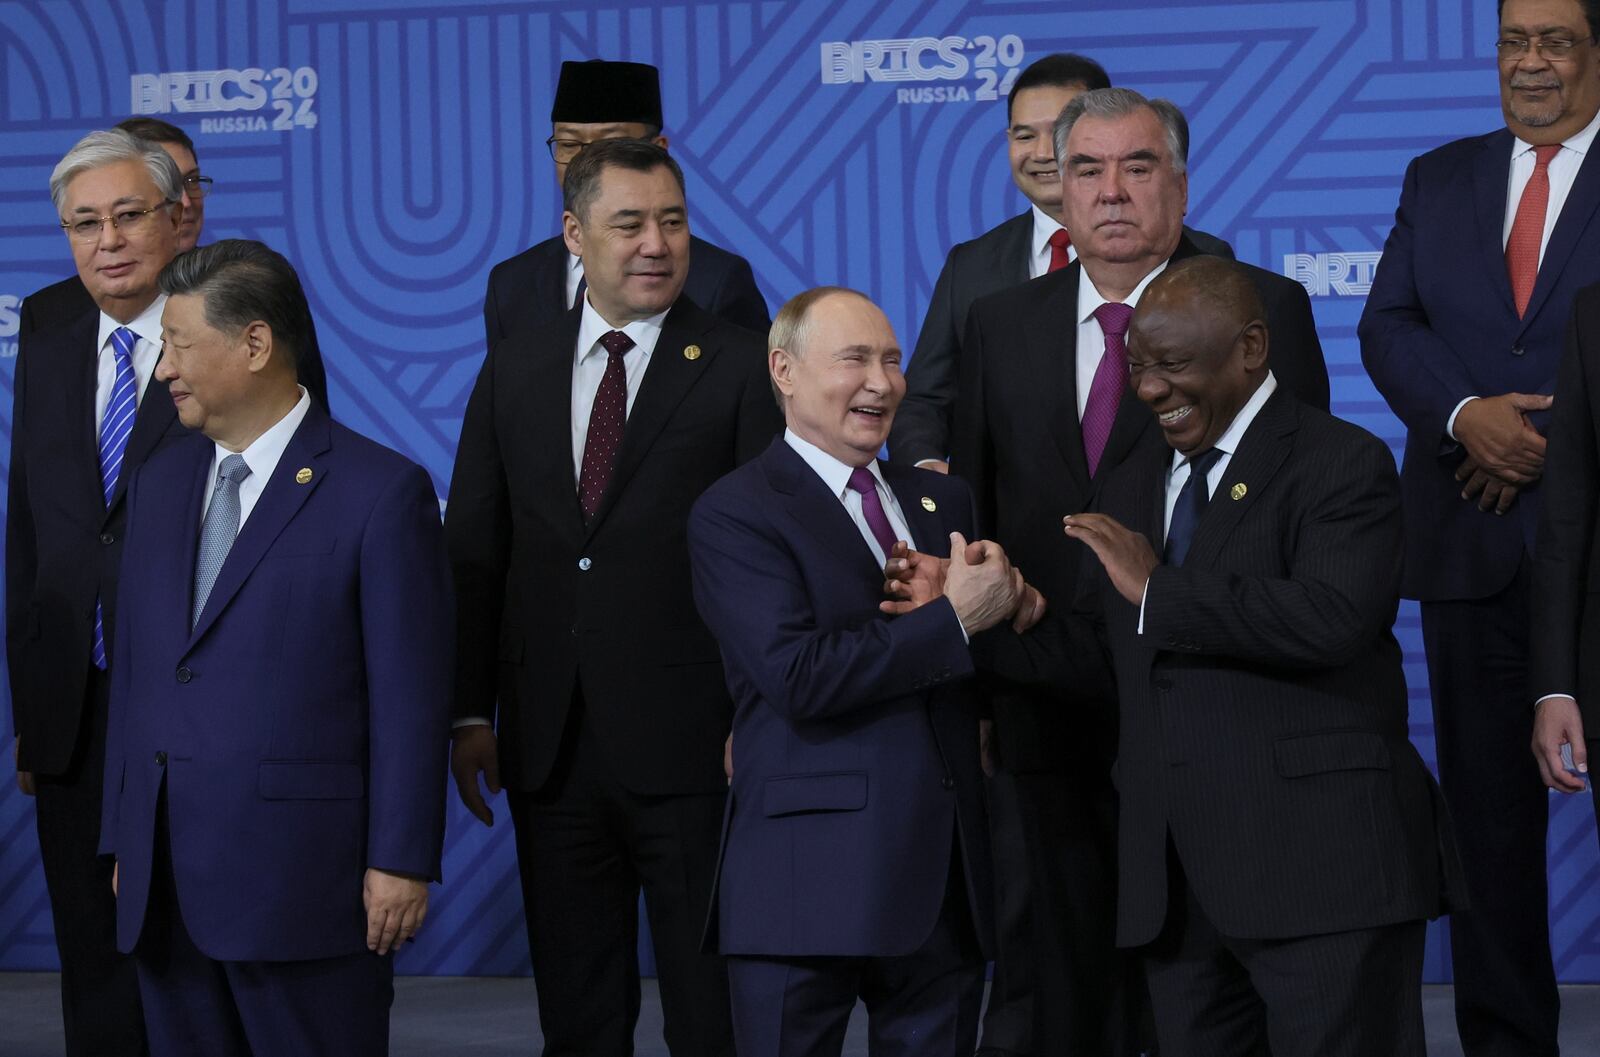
top-left (91, 327), bottom-right (139, 669)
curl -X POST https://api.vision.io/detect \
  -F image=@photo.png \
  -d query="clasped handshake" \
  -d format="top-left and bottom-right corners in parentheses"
top-left (879, 534), bottom-right (1048, 636)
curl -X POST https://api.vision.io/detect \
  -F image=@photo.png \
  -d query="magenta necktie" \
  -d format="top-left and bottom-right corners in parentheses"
top-left (847, 466), bottom-right (899, 557)
top-left (1082, 302), bottom-right (1132, 477)
top-left (577, 330), bottom-right (633, 521)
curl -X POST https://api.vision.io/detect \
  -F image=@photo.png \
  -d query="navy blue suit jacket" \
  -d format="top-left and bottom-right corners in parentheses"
top-left (99, 404), bottom-right (453, 961)
top-left (688, 438), bottom-right (994, 959)
top-left (1360, 127), bottom-right (1600, 601)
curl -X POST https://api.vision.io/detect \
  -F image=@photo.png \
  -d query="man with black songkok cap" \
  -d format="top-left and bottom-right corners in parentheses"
top-left (482, 58), bottom-right (770, 346)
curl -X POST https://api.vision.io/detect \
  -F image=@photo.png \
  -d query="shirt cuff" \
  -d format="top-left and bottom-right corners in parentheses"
top-left (954, 606), bottom-right (970, 644)
top-left (1445, 396), bottom-right (1479, 442)
top-left (915, 458), bottom-right (948, 470)
top-left (1137, 578), bottom-right (1149, 635)
top-left (452, 717), bottom-right (491, 730)
top-left (1535, 693), bottom-right (1576, 710)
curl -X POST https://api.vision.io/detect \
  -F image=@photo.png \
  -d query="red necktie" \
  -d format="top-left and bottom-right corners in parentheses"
top-left (1082, 302), bottom-right (1132, 477)
top-left (577, 330), bottom-right (633, 520)
top-left (1048, 228), bottom-right (1072, 273)
top-left (1507, 144), bottom-right (1561, 318)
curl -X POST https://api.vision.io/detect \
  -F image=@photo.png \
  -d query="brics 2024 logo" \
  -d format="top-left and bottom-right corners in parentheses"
top-left (130, 67), bottom-right (319, 135)
top-left (820, 35), bottom-right (1026, 105)
top-left (1283, 252), bottom-right (1385, 297)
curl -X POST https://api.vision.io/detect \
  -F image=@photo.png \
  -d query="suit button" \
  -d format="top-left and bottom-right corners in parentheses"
top-left (1511, 345), bottom-right (1526, 356)
top-left (941, 777), bottom-right (955, 790)
top-left (99, 532), bottom-right (115, 545)
top-left (577, 557), bottom-right (592, 571)
top-left (1154, 678), bottom-right (1173, 691)
top-left (154, 751), bottom-right (167, 766)
top-left (176, 666), bottom-right (192, 683)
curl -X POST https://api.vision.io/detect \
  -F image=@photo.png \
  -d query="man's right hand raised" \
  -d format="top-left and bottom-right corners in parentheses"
top-left (945, 532), bottom-right (1022, 635)
top-left (450, 724), bottom-right (501, 827)
top-left (1452, 392), bottom-right (1553, 484)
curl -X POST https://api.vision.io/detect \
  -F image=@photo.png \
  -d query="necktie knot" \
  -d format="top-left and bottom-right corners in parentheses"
top-left (1048, 229), bottom-right (1071, 250)
top-left (1047, 228), bottom-right (1073, 273)
top-left (599, 330), bottom-right (635, 357)
top-left (110, 327), bottom-right (137, 362)
top-left (846, 465), bottom-right (877, 497)
top-left (1186, 447), bottom-right (1224, 488)
top-left (217, 453), bottom-right (252, 486)
top-left (1093, 301), bottom-right (1133, 341)
top-left (1533, 143), bottom-right (1561, 169)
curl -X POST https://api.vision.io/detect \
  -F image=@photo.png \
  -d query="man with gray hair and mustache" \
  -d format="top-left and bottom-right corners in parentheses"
top-left (950, 86), bottom-right (1327, 1054)
top-left (7, 128), bottom-right (191, 1056)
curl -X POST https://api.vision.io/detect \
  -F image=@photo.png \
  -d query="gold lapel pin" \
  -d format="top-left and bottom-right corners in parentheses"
top-left (295, 467), bottom-right (314, 485)
top-left (1230, 483), bottom-right (1247, 501)
top-left (683, 344), bottom-right (702, 361)
top-left (921, 496), bottom-right (937, 512)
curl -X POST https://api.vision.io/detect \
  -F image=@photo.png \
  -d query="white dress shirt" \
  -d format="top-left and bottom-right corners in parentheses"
top-left (1447, 106), bottom-right (1600, 439)
top-left (566, 253), bottom-right (585, 312)
top-left (200, 387), bottom-right (312, 527)
top-left (95, 295), bottom-right (166, 431)
top-left (1138, 372), bottom-right (1279, 633)
top-left (1027, 204), bottom-right (1075, 279)
top-left (1075, 262), bottom-right (1170, 420)
top-left (570, 296), bottom-right (666, 476)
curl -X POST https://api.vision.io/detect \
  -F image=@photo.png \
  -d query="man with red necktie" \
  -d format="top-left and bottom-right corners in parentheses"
top-left (950, 86), bottom-right (1328, 1056)
top-left (1360, 2), bottom-right (1600, 1052)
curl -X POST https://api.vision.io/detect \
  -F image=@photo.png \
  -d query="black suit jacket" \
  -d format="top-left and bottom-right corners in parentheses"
top-left (890, 214), bottom-right (1234, 465)
top-left (987, 390), bottom-right (1464, 944)
top-left (483, 234), bottom-right (771, 349)
top-left (949, 237), bottom-right (1329, 774)
top-left (1533, 282), bottom-right (1600, 729)
top-left (6, 307), bottom-right (187, 774)
top-left (447, 295), bottom-right (782, 795)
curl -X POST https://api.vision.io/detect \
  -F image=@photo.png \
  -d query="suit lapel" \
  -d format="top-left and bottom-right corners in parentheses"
top-left (63, 313), bottom-right (109, 516)
top-left (1521, 138), bottom-right (1600, 331)
top-left (1021, 268), bottom-right (1093, 495)
top-left (537, 238), bottom-right (573, 317)
top-left (524, 305), bottom-right (585, 534)
top-left (997, 211), bottom-right (1034, 287)
top-left (169, 437), bottom-right (215, 641)
top-left (187, 408), bottom-right (332, 646)
top-left (1471, 130), bottom-right (1517, 317)
top-left (765, 440), bottom-right (886, 580)
top-left (584, 299), bottom-right (718, 539)
top-left (1179, 390), bottom-right (1297, 572)
top-left (882, 462), bottom-right (948, 554)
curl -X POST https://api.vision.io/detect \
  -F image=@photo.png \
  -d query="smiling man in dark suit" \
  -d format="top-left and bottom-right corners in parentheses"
top-left (482, 59), bottom-right (769, 346)
top-left (448, 138), bottom-right (780, 1057)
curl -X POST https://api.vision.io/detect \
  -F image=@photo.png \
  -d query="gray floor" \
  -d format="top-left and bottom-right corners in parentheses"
top-left (3, 972), bottom-right (1599, 1055)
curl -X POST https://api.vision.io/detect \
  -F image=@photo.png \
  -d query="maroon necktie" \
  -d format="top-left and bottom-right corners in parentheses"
top-left (847, 466), bottom-right (899, 557)
top-left (1506, 143), bottom-right (1560, 318)
top-left (1047, 228), bottom-right (1072, 273)
top-left (1082, 302), bottom-right (1132, 477)
top-left (577, 330), bottom-right (633, 520)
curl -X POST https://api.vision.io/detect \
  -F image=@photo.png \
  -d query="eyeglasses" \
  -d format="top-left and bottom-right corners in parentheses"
top-left (1495, 35), bottom-right (1596, 60)
top-left (545, 134), bottom-right (635, 163)
top-left (183, 174), bottom-right (215, 199)
top-left (60, 202), bottom-right (174, 243)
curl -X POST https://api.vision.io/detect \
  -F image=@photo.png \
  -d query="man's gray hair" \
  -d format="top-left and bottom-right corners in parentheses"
top-left (1052, 87), bottom-right (1190, 175)
top-left (49, 129), bottom-right (183, 214)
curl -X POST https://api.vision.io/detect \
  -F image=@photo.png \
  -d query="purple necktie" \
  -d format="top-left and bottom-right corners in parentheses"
top-left (577, 330), bottom-right (633, 521)
top-left (1082, 302), bottom-right (1132, 477)
top-left (847, 466), bottom-right (899, 557)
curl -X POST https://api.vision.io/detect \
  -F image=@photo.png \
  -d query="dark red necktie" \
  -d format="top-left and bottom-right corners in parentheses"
top-left (577, 330), bottom-right (633, 520)
top-left (1506, 143), bottom-right (1560, 318)
top-left (847, 466), bottom-right (899, 557)
top-left (1048, 228), bottom-right (1072, 272)
top-left (1082, 302), bottom-right (1132, 477)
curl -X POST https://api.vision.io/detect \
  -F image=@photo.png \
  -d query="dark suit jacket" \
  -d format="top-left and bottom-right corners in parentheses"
top-left (99, 404), bottom-right (452, 960)
top-left (890, 214), bottom-right (1234, 466)
top-left (6, 307), bottom-right (186, 775)
top-left (988, 390), bottom-right (1464, 945)
top-left (448, 295), bottom-right (782, 796)
top-left (688, 438), bottom-right (994, 957)
top-left (1360, 128), bottom-right (1600, 601)
top-left (948, 237), bottom-right (1329, 774)
top-left (1532, 282), bottom-right (1600, 729)
top-left (483, 234), bottom-right (770, 348)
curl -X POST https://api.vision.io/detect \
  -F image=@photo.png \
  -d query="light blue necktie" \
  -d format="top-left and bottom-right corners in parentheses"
top-left (91, 327), bottom-right (138, 669)
top-left (192, 454), bottom-right (252, 629)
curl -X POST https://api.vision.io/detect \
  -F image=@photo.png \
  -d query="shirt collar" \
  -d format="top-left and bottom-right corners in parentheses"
top-left (214, 386), bottom-right (312, 478)
top-left (1030, 204), bottom-right (1067, 261)
top-left (575, 296), bottom-right (669, 364)
top-left (784, 427), bottom-right (889, 501)
top-left (1511, 104), bottom-right (1600, 160)
top-left (1077, 259), bottom-right (1171, 325)
top-left (97, 294), bottom-right (167, 352)
top-left (1172, 371), bottom-right (1279, 471)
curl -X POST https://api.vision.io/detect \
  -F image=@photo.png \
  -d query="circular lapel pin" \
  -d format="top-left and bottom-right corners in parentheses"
top-left (921, 496), bottom-right (937, 512)
top-left (296, 467), bottom-right (314, 485)
top-left (1230, 483), bottom-right (1247, 501)
top-left (683, 344), bottom-right (702, 361)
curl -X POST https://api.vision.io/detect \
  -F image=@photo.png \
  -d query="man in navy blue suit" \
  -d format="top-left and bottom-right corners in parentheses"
top-left (688, 287), bottom-right (1036, 1056)
top-left (99, 240), bottom-right (452, 1056)
top-left (1359, 1), bottom-right (1600, 1051)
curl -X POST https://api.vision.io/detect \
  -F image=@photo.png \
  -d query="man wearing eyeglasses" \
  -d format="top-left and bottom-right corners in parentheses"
top-left (6, 128), bottom-right (197, 1057)
top-left (1360, 1), bottom-right (1600, 1052)
top-left (481, 59), bottom-right (770, 349)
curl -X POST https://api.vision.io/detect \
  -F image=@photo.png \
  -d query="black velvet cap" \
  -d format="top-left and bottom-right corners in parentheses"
top-left (550, 60), bottom-right (663, 127)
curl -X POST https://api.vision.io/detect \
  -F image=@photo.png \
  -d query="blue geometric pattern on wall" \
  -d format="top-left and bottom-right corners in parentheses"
top-left (2, 0), bottom-right (1596, 982)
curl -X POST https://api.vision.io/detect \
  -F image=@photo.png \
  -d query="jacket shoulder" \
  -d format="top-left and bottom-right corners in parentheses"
top-left (1412, 129), bottom-right (1506, 170)
top-left (968, 266), bottom-right (1073, 322)
top-left (487, 236), bottom-right (563, 284)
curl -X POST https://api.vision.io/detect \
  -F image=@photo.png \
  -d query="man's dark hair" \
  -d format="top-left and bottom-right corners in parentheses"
top-left (115, 116), bottom-right (197, 156)
top-left (159, 240), bottom-right (313, 373)
top-left (562, 138), bottom-right (686, 221)
top-left (1497, 0), bottom-right (1600, 38)
top-left (1007, 53), bottom-right (1112, 123)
